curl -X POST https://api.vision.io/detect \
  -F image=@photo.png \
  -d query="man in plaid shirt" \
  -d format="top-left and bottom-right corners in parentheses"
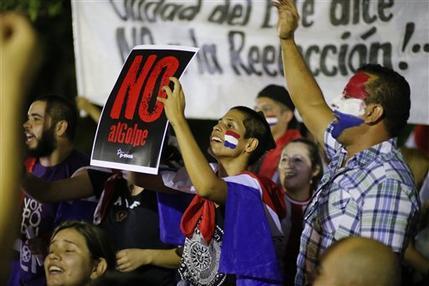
top-left (272, 1), bottom-right (420, 285)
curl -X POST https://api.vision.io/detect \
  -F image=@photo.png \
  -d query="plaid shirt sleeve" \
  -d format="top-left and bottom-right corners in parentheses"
top-left (360, 178), bottom-right (418, 253)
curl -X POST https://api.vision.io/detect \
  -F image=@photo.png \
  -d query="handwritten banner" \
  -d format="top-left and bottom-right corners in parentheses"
top-left (72, 0), bottom-right (429, 124)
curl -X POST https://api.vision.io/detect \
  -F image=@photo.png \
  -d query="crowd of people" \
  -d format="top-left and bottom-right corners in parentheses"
top-left (1, 0), bottom-right (429, 285)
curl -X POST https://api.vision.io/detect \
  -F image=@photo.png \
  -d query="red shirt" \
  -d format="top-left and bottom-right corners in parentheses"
top-left (258, 129), bottom-right (301, 180)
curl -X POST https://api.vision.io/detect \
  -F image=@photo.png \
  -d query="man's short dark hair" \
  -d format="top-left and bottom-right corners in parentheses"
top-left (358, 64), bottom-right (410, 137)
top-left (231, 106), bottom-right (276, 165)
top-left (35, 95), bottom-right (78, 140)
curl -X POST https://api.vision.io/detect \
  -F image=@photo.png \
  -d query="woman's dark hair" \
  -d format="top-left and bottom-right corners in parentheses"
top-left (50, 220), bottom-right (116, 270)
top-left (287, 138), bottom-right (323, 190)
top-left (230, 106), bottom-right (276, 165)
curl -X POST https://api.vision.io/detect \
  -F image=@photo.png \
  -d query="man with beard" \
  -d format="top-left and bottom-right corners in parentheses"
top-left (8, 95), bottom-right (92, 286)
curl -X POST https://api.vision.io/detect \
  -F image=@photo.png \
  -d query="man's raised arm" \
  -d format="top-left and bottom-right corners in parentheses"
top-left (273, 0), bottom-right (334, 144)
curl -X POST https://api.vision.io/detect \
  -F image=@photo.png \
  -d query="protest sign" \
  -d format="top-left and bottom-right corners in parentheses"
top-left (72, 0), bottom-right (429, 124)
top-left (91, 45), bottom-right (198, 174)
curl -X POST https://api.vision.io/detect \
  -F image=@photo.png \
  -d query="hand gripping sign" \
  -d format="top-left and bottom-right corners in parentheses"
top-left (91, 45), bottom-right (198, 174)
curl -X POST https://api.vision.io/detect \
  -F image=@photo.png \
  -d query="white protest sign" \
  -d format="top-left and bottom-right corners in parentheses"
top-left (72, 0), bottom-right (429, 124)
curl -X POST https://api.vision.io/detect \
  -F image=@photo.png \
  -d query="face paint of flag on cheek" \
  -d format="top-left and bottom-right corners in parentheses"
top-left (330, 95), bottom-right (366, 117)
top-left (224, 130), bottom-right (240, 149)
top-left (331, 110), bottom-right (365, 138)
top-left (330, 72), bottom-right (370, 138)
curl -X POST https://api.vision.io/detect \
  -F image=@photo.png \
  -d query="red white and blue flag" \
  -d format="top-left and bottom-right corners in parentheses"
top-left (158, 167), bottom-right (286, 285)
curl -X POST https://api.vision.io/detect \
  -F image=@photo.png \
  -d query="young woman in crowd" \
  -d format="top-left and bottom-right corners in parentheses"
top-left (44, 221), bottom-right (115, 286)
top-left (278, 138), bottom-right (323, 285)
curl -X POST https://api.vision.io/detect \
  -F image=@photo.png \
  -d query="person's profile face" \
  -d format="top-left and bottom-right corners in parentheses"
top-left (209, 109), bottom-right (248, 158)
top-left (45, 228), bottom-right (95, 286)
top-left (255, 97), bottom-right (292, 138)
top-left (329, 72), bottom-right (375, 140)
top-left (23, 100), bottom-right (57, 157)
top-left (254, 97), bottom-right (287, 127)
top-left (278, 142), bottom-right (313, 192)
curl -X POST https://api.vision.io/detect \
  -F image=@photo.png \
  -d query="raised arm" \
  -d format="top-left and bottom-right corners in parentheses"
top-left (158, 78), bottom-right (227, 203)
top-left (22, 169), bottom-right (94, 203)
top-left (273, 0), bottom-right (334, 144)
top-left (76, 96), bottom-right (101, 123)
top-left (0, 12), bottom-right (40, 282)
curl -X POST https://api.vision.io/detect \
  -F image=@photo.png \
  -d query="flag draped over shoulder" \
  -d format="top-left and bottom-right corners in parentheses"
top-left (158, 170), bottom-right (285, 285)
top-left (156, 191), bottom-right (193, 245)
top-left (219, 175), bottom-right (284, 285)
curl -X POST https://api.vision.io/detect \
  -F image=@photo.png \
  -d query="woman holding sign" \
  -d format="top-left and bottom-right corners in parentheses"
top-left (157, 77), bottom-right (285, 285)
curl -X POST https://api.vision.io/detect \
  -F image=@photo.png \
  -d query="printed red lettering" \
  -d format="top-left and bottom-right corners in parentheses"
top-left (139, 56), bottom-right (179, 122)
top-left (110, 55), bottom-right (157, 120)
top-left (117, 123), bottom-right (125, 143)
top-left (107, 122), bottom-right (149, 147)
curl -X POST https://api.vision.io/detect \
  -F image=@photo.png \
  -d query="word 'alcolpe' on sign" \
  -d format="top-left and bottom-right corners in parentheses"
top-left (107, 122), bottom-right (149, 148)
